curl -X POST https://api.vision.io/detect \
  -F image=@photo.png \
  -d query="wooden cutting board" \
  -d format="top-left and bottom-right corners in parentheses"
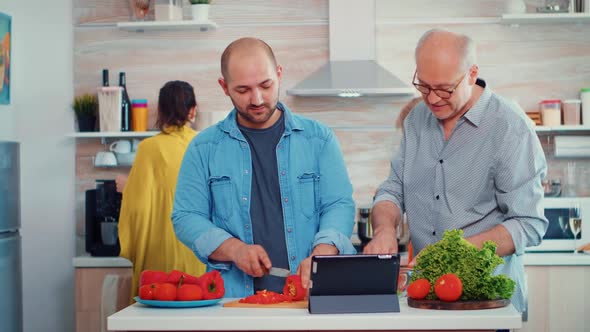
top-left (223, 299), bottom-right (308, 309)
top-left (408, 298), bottom-right (510, 310)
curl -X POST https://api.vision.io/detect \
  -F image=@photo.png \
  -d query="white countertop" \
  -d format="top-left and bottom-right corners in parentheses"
top-left (108, 298), bottom-right (521, 331)
top-left (73, 255), bottom-right (132, 268)
top-left (522, 252), bottom-right (590, 266)
top-left (73, 252), bottom-right (590, 268)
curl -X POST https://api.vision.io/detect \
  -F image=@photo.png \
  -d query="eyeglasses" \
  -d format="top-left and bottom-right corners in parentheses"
top-left (412, 70), bottom-right (466, 99)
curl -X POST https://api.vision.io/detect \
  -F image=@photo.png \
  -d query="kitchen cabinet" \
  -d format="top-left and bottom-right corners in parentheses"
top-left (75, 266), bottom-right (132, 332)
top-left (519, 264), bottom-right (590, 332)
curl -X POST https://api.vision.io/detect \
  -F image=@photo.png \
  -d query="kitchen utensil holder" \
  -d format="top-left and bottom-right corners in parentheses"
top-left (98, 87), bottom-right (123, 132)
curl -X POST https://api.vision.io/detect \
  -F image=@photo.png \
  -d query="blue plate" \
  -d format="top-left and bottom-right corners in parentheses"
top-left (134, 296), bottom-right (222, 308)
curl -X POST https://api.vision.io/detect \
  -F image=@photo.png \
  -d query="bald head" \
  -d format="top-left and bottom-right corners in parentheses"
top-left (415, 29), bottom-right (476, 72)
top-left (220, 37), bottom-right (278, 81)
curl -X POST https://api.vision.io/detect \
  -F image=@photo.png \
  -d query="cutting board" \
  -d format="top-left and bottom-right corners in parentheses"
top-left (223, 299), bottom-right (308, 309)
top-left (407, 298), bottom-right (510, 310)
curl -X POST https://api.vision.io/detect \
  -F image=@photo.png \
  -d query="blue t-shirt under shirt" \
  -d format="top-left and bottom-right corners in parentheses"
top-left (238, 110), bottom-right (289, 292)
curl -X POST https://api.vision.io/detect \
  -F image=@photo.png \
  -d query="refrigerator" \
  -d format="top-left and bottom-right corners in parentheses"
top-left (0, 141), bottom-right (23, 332)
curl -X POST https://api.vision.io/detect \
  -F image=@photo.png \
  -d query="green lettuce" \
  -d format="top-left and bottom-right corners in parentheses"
top-left (409, 229), bottom-right (515, 301)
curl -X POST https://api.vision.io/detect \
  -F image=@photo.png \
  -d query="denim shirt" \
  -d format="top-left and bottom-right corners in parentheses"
top-left (172, 102), bottom-right (356, 297)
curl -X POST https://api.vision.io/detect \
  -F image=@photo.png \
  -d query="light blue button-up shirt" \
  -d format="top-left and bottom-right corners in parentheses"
top-left (172, 102), bottom-right (356, 297)
top-left (375, 82), bottom-right (548, 312)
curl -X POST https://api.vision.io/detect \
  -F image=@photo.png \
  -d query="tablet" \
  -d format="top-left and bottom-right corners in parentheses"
top-left (308, 254), bottom-right (401, 314)
top-left (310, 254), bottom-right (400, 295)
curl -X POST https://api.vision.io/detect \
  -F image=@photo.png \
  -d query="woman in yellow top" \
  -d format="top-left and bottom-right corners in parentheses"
top-left (118, 80), bottom-right (206, 302)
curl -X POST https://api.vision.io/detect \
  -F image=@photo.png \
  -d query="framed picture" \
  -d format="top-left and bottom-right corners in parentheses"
top-left (0, 12), bottom-right (11, 105)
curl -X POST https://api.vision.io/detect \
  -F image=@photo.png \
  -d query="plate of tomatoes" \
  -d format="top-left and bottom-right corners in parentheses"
top-left (136, 269), bottom-right (225, 308)
top-left (134, 296), bottom-right (222, 308)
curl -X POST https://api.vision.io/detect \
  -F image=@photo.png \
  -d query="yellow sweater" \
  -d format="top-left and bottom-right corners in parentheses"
top-left (118, 126), bottom-right (205, 303)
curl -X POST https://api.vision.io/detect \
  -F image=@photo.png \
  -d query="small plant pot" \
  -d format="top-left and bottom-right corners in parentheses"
top-left (191, 4), bottom-right (210, 21)
top-left (77, 114), bottom-right (96, 132)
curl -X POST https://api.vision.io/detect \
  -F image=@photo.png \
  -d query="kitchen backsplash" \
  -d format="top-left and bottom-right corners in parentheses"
top-left (73, 0), bottom-right (590, 255)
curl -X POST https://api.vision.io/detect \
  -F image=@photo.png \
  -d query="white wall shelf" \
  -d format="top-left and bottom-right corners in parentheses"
top-left (501, 13), bottom-right (590, 24)
top-left (68, 131), bottom-right (158, 138)
top-left (116, 20), bottom-right (218, 32)
top-left (534, 125), bottom-right (590, 133)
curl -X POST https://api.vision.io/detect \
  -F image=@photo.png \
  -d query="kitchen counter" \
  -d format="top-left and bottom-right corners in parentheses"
top-left (73, 252), bottom-right (590, 269)
top-left (73, 255), bottom-right (132, 268)
top-left (522, 252), bottom-right (590, 266)
top-left (108, 298), bottom-right (521, 331)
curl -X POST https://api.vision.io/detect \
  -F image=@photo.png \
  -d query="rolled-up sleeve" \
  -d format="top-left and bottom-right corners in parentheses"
top-left (172, 141), bottom-right (233, 270)
top-left (495, 128), bottom-right (548, 255)
top-left (373, 132), bottom-right (405, 212)
top-left (312, 130), bottom-right (356, 254)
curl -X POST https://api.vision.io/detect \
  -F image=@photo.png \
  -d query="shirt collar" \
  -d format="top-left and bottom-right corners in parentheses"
top-left (219, 101), bottom-right (303, 139)
top-left (462, 78), bottom-right (490, 127)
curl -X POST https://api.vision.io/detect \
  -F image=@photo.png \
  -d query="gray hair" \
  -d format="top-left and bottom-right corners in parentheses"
top-left (415, 29), bottom-right (477, 71)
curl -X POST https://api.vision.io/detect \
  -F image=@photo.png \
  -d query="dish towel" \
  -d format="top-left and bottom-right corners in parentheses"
top-left (100, 273), bottom-right (132, 332)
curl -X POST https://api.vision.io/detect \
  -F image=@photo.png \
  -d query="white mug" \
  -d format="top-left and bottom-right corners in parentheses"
top-left (109, 140), bottom-right (132, 154)
top-left (131, 139), bottom-right (141, 152)
top-left (95, 151), bottom-right (118, 167)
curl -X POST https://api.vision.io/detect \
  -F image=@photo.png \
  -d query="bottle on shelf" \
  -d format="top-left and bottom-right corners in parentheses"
top-left (119, 72), bottom-right (132, 132)
top-left (102, 69), bottom-right (109, 87)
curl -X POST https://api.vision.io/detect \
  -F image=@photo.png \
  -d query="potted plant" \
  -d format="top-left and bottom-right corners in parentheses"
top-left (189, 0), bottom-right (211, 22)
top-left (73, 93), bottom-right (98, 132)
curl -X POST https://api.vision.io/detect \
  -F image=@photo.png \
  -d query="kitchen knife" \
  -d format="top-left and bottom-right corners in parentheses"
top-left (268, 267), bottom-right (290, 277)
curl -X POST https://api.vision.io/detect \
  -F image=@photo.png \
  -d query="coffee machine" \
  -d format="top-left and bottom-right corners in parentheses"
top-left (85, 179), bottom-right (122, 256)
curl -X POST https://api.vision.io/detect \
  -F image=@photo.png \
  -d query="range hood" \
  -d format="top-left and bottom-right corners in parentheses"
top-left (286, 0), bottom-right (414, 98)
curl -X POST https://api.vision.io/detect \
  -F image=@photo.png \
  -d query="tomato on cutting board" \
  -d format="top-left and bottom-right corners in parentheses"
top-left (434, 273), bottom-right (463, 302)
top-left (407, 278), bottom-right (430, 300)
top-left (239, 290), bottom-right (290, 304)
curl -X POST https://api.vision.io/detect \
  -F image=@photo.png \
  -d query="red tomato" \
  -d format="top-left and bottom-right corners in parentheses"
top-left (176, 284), bottom-right (203, 301)
top-left (434, 273), bottom-right (463, 302)
top-left (407, 278), bottom-right (430, 300)
top-left (238, 290), bottom-right (288, 304)
top-left (138, 283), bottom-right (156, 300)
top-left (153, 283), bottom-right (177, 301)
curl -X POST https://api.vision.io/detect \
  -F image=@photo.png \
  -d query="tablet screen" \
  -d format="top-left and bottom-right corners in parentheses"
top-left (310, 254), bottom-right (400, 296)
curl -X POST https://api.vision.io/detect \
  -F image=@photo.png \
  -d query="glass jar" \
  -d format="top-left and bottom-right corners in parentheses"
top-left (155, 0), bottom-right (183, 21)
top-left (128, 0), bottom-right (151, 21)
top-left (540, 99), bottom-right (561, 127)
top-left (562, 99), bottom-right (581, 125)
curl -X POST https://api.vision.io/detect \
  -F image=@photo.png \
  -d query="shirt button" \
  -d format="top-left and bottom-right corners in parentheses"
top-left (287, 228), bottom-right (292, 233)
top-left (243, 196), bottom-right (248, 201)
top-left (246, 285), bottom-right (250, 289)
top-left (291, 256), bottom-right (296, 261)
top-left (278, 145), bottom-right (282, 149)
top-left (439, 159), bottom-right (443, 164)
top-left (245, 225), bottom-right (250, 229)
top-left (281, 170), bottom-right (286, 176)
top-left (284, 198), bottom-right (289, 203)
top-left (436, 195), bottom-right (440, 200)
top-left (244, 169), bottom-right (249, 174)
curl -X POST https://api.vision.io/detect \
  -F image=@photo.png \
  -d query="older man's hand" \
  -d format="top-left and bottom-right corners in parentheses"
top-left (362, 231), bottom-right (398, 255)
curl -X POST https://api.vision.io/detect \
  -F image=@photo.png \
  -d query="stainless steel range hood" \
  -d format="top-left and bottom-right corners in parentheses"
top-left (286, 0), bottom-right (413, 98)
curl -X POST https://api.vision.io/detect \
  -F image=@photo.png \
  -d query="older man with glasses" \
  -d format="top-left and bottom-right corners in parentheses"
top-left (364, 29), bottom-right (548, 315)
